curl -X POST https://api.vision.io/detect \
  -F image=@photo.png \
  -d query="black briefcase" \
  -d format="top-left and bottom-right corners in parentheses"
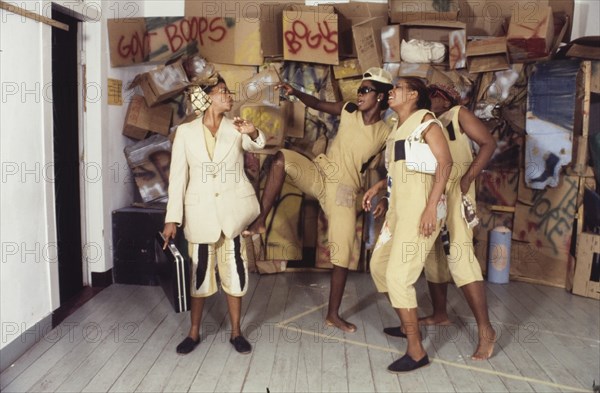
top-left (155, 232), bottom-right (191, 313)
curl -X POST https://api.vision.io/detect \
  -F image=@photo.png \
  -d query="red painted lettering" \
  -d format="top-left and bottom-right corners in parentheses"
top-left (165, 23), bottom-right (183, 52)
top-left (180, 18), bottom-right (192, 42)
top-left (117, 31), bottom-right (155, 61)
top-left (284, 31), bottom-right (301, 54)
top-left (197, 17), bottom-right (209, 46)
top-left (318, 21), bottom-right (337, 53)
top-left (208, 17), bottom-right (226, 43)
top-left (284, 20), bottom-right (338, 55)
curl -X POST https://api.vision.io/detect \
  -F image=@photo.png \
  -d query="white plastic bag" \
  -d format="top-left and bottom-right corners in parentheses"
top-left (401, 39), bottom-right (446, 64)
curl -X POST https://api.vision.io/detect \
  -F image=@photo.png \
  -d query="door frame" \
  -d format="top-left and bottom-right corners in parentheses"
top-left (45, 1), bottom-right (100, 310)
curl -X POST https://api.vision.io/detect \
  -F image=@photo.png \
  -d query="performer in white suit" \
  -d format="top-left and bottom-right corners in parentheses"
top-left (162, 75), bottom-right (265, 355)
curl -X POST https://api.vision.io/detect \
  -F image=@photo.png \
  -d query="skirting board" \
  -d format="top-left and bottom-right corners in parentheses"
top-left (0, 314), bottom-right (52, 372)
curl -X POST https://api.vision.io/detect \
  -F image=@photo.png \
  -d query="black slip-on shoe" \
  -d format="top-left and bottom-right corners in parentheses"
top-left (230, 335), bottom-right (252, 354)
top-left (387, 354), bottom-right (430, 374)
top-left (176, 336), bottom-right (200, 354)
top-left (383, 326), bottom-right (407, 338)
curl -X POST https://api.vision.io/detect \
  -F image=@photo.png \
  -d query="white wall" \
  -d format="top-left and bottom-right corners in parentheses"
top-left (0, 0), bottom-right (146, 355)
top-left (0, 1), bottom-right (56, 352)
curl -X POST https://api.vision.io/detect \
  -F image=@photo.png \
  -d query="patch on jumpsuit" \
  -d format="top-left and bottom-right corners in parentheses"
top-left (374, 220), bottom-right (392, 251)
top-left (437, 194), bottom-right (447, 221)
top-left (335, 184), bottom-right (356, 208)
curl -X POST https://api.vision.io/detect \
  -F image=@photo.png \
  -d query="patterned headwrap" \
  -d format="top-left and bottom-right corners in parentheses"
top-left (428, 83), bottom-right (461, 106)
top-left (186, 66), bottom-right (220, 115)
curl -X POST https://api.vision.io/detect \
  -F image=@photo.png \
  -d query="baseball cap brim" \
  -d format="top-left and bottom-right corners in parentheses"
top-left (362, 67), bottom-right (392, 85)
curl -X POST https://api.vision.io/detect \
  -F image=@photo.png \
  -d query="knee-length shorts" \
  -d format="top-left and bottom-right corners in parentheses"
top-left (188, 233), bottom-right (249, 298)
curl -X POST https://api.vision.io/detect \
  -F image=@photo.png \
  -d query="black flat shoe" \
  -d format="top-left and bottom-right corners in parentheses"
top-left (176, 336), bottom-right (200, 354)
top-left (383, 326), bottom-right (406, 338)
top-left (230, 335), bottom-right (252, 354)
top-left (387, 354), bottom-right (430, 373)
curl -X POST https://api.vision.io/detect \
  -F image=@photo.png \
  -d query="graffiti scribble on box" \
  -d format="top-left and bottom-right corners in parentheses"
top-left (476, 170), bottom-right (519, 206)
top-left (283, 5), bottom-right (338, 65)
top-left (241, 105), bottom-right (284, 148)
top-left (513, 175), bottom-right (578, 254)
top-left (124, 134), bottom-right (172, 202)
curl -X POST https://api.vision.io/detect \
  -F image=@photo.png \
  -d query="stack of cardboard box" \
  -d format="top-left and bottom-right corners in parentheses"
top-left (106, 1), bottom-right (600, 292)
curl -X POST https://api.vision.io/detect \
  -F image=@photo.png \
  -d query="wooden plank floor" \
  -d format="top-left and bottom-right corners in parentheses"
top-left (1, 272), bottom-right (598, 393)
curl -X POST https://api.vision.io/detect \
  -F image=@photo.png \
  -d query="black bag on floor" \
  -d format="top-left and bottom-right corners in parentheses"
top-left (155, 232), bottom-right (191, 313)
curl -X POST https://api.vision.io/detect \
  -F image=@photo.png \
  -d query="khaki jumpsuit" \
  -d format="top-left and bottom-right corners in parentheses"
top-left (424, 106), bottom-right (484, 286)
top-left (281, 102), bottom-right (390, 267)
top-left (370, 109), bottom-right (445, 309)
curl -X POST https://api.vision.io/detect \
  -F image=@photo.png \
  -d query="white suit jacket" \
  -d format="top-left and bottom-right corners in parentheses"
top-left (165, 116), bottom-right (266, 243)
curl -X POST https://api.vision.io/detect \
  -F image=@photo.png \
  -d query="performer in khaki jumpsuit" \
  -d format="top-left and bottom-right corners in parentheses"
top-left (369, 77), bottom-right (452, 373)
top-left (244, 68), bottom-right (393, 332)
top-left (420, 84), bottom-right (497, 360)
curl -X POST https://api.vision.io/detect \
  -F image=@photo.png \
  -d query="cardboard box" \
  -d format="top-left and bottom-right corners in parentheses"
top-left (458, 0), bottom-right (574, 41)
top-left (123, 95), bottom-right (173, 140)
top-left (567, 44), bottom-right (600, 61)
top-left (133, 62), bottom-right (190, 107)
top-left (389, 0), bottom-right (459, 23)
top-left (593, 61), bottom-right (600, 94)
top-left (573, 233), bottom-right (600, 299)
top-left (399, 21), bottom-right (467, 69)
top-left (285, 100), bottom-right (306, 139)
top-left (352, 17), bottom-right (387, 71)
top-left (335, 2), bottom-right (389, 57)
top-left (337, 77), bottom-right (362, 102)
top-left (183, 1), bottom-right (303, 66)
top-left (240, 104), bottom-right (285, 148)
top-left (333, 59), bottom-right (363, 80)
top-left (467, 37), bottom-right (510, 73)
top-left (283, 5), bottom-right (339, 65)
top-left (237, 90), bottom-right (301, 149)
top-left (395, 62), bottom-right (430, 79)
top-left (108, 18), bottom-right (155, 67)
top-left (124, 134), bottom-right (172, 203)
top-left (382, 25), bottom-right (401, 63)
top-left (510, 174), bottom-right (578, 287)
top-left (231, 66), bottom-right (280, 117)
top-left (108, 16), bottom-right (229, 67)
top-left (476, 169), bottom-right (520, 207)
top-left (383, 63), bottom-right (402, 79)
top-left (507, 6), bottom-right (555, 62)
top-left (388, 1), bottom-right (574, 43)
top-left (212, 63), bottom-right (258, 102)
top-left (510, 240), bottom-right (574, 288)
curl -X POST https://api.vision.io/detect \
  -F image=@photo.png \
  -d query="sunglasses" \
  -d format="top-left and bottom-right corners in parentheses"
top-left (357, 86), bottom-right (377, 95)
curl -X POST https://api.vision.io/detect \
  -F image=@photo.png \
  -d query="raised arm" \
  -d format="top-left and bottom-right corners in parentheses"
top-left (278, 82), bottom-right (344, 116)
top-left (458, 107), bottom-right (496, 194)
top-left (233, 117), bottom-right (266, 152)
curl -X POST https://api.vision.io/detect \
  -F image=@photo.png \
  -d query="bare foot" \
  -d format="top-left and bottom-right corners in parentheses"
top-left (418, 314), bottom-right (453, 326)
top-left (471, 325), bottom-right (496, 360)
top-left (325, 317), bottom-right (357, 333)
top-left (242, 220), bottom-right (266, 237)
